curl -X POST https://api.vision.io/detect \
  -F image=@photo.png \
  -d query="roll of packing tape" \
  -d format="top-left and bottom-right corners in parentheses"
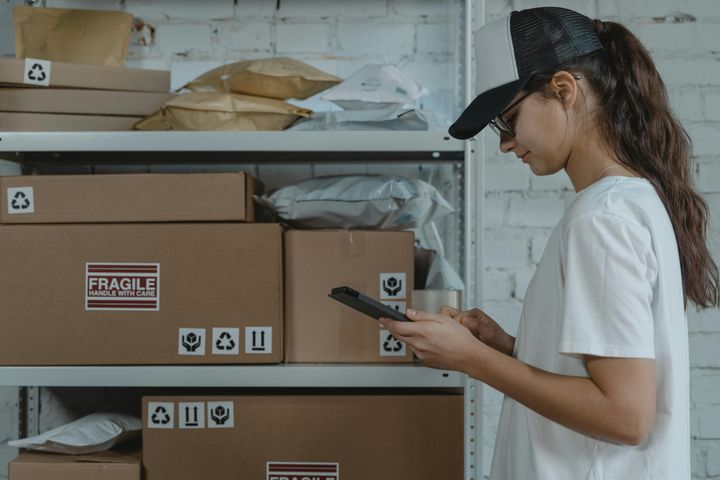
top-left (412, 289), bottom-right (462, 314)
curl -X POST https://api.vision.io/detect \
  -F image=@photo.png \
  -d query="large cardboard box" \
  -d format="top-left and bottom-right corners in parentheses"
top-left (0, 112), bottom-right (141, 131)
top-left (0, 88), bottom-right (174, 116)
top-left (9, 450), bottom-right (141, 480)
top-left (142, 393), bottom-right (463, 480)
top-left (0, 223), bottom-right (283, 365)
top-left (0, 58), bottom-right (170, 92)
top-left (285, 230), bottom-right (414, 363)
top-left (1, 173), bottom-right (257, 224)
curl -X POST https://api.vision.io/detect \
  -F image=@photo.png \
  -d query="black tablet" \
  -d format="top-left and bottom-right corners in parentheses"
top-left (329, 286), bottom-right (409, 322)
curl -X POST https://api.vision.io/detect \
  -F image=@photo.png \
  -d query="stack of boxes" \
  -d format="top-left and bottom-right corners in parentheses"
top-left (0, 173), bottom-right (282, 365)
top-left (1, 172), bottom-right (463, 479)
top-left (0, 58), bottom-right (172, 131)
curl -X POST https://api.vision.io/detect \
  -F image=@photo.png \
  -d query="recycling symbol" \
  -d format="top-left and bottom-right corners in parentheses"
top-left (151, 406), bottom-right (171, 425)
top-left (382, 276), bottom-right (402, 297)
top-left (215, 331), bottom-right (235, 351)
top-left (10, 192), bottom-right (31, 211)
top-left (210, 406), bottom-right (230, 425)
top-left (383, 333), bottom-right (403, 353)
top-left (28, 63), bottom-right (47, 82)
top-left (182, 332), bottom-right (201, 352)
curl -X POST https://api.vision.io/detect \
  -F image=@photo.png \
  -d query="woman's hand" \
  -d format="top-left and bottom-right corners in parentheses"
top-left (379, 309), bottom-right (488, 372)
top-left (439, 306), bottom-right (516, 357)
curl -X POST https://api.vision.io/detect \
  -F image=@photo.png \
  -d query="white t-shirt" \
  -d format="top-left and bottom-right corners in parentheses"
top-left (489, 176), bottom-right (690, 480)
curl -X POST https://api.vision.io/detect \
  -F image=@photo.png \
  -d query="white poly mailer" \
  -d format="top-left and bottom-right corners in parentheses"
top-left (9, 412), bottom-right (141, 455)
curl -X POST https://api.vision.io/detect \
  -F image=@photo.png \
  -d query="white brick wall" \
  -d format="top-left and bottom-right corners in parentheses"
top-left (481, 1), bottom-right (720, 479)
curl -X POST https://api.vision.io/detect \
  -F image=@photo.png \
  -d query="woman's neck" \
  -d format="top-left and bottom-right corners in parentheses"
top-left (565, 130), bottom-right (639, 192)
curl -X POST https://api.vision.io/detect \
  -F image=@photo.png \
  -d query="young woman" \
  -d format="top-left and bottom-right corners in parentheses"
top-left (380, 7), bottom-right (719, 480)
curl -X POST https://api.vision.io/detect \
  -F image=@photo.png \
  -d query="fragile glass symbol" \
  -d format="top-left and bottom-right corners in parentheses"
top-left (382, 277), bottom-right (402, 296)
top-left (151, 406), bottom-right (171, 425)
top-left (210, 406), bottom-right (230, 425)
top-left (182, 332), bottom-right (202, 352)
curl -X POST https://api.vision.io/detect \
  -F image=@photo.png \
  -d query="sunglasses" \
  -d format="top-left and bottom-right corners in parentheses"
top-left (488, 73), bottom-right (583, 138)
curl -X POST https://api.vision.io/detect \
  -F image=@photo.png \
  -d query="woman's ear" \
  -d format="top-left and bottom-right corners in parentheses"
top-left (549, 71), bottom-right (580, 109)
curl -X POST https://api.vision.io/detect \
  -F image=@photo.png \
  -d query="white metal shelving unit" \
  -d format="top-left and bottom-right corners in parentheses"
top-left (0, 131), bottom-right (463, 153)
top-left (0, 365), bottom-right (465, 388)
top-left (0, 0), bottom-right (486, 478)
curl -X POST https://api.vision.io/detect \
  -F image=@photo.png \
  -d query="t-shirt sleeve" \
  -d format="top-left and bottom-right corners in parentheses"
top-left (559, 213), bottom-right (658, 359)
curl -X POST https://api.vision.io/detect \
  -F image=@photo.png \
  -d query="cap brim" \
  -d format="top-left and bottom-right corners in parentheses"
top-left (448, 77), bottom-right (529, 140)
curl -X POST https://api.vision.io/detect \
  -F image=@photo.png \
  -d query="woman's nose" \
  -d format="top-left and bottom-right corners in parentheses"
top-left (499, 133), bottom-right (516, 153)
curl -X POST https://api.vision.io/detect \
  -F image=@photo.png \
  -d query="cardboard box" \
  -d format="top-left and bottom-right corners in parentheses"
top-left (142, 393), bottom-right (463, 480)
top-left (0, 223), bottom-right (283, 365)
top-left (0, 58), bottom-right (170, 92)
top-left (0, 88), bottom-right (174, 116)
top-left (9, 450), bottom-right (141, 480)
top-left (1, 173), bottom-right (257, 224)
top-left (285, 230), bottom-right (414, 363)
top-left (0, 112), bottom-right (142, 131)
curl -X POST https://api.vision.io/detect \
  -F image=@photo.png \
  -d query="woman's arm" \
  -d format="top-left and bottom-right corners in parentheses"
top-left (380, 309), bottom-right (656, 446)
top-left (464, 343), bottom-right (656, 445)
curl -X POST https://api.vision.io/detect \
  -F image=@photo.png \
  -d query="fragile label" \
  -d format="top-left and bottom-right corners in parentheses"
top-left (267, 462), bottom-right (339, 480)
top-left (85, 263), bottom-right (160, 311)
top-left (178, 328), bottom-right (206, 356)
top-left (24, 58), bottom-right (51, 87)
top-left (380, 273), bottom-right (407, 299)
top-left (6, 187), bottom-right (34, 214)
top-left (207, 401), bottom-right (234, 428)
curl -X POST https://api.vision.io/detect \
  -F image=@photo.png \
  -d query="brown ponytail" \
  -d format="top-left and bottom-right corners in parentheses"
top-left (527, 20), bottom-right (719, 309)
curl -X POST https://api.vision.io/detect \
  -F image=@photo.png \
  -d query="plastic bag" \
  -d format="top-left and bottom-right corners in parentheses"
top-left (425, 254), bottom-right (465, 290)
top-left (288, 107), bottom-right (449, 131)
top-left (414, 221), bottom-right (465, 291)
top-left (261, 175), bottom-right (453, 230)
top-left (8, 412), bottom-right (141, 455)
top-left (321, 64), bottom-right (428, 109)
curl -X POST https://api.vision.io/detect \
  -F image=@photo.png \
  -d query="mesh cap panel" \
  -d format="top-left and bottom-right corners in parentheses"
top-left (512, 7), bottom-right (602, 78)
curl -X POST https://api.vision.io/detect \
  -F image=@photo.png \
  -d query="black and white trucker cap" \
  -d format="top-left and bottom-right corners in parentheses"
top-left (449, 7), bottom-right (602, 140)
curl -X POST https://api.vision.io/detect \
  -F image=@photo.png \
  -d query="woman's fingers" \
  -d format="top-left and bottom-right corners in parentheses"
top-left (379, 317), bottom-right (416, 339)
top-left (439, 305), bottom-right (460, 317)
